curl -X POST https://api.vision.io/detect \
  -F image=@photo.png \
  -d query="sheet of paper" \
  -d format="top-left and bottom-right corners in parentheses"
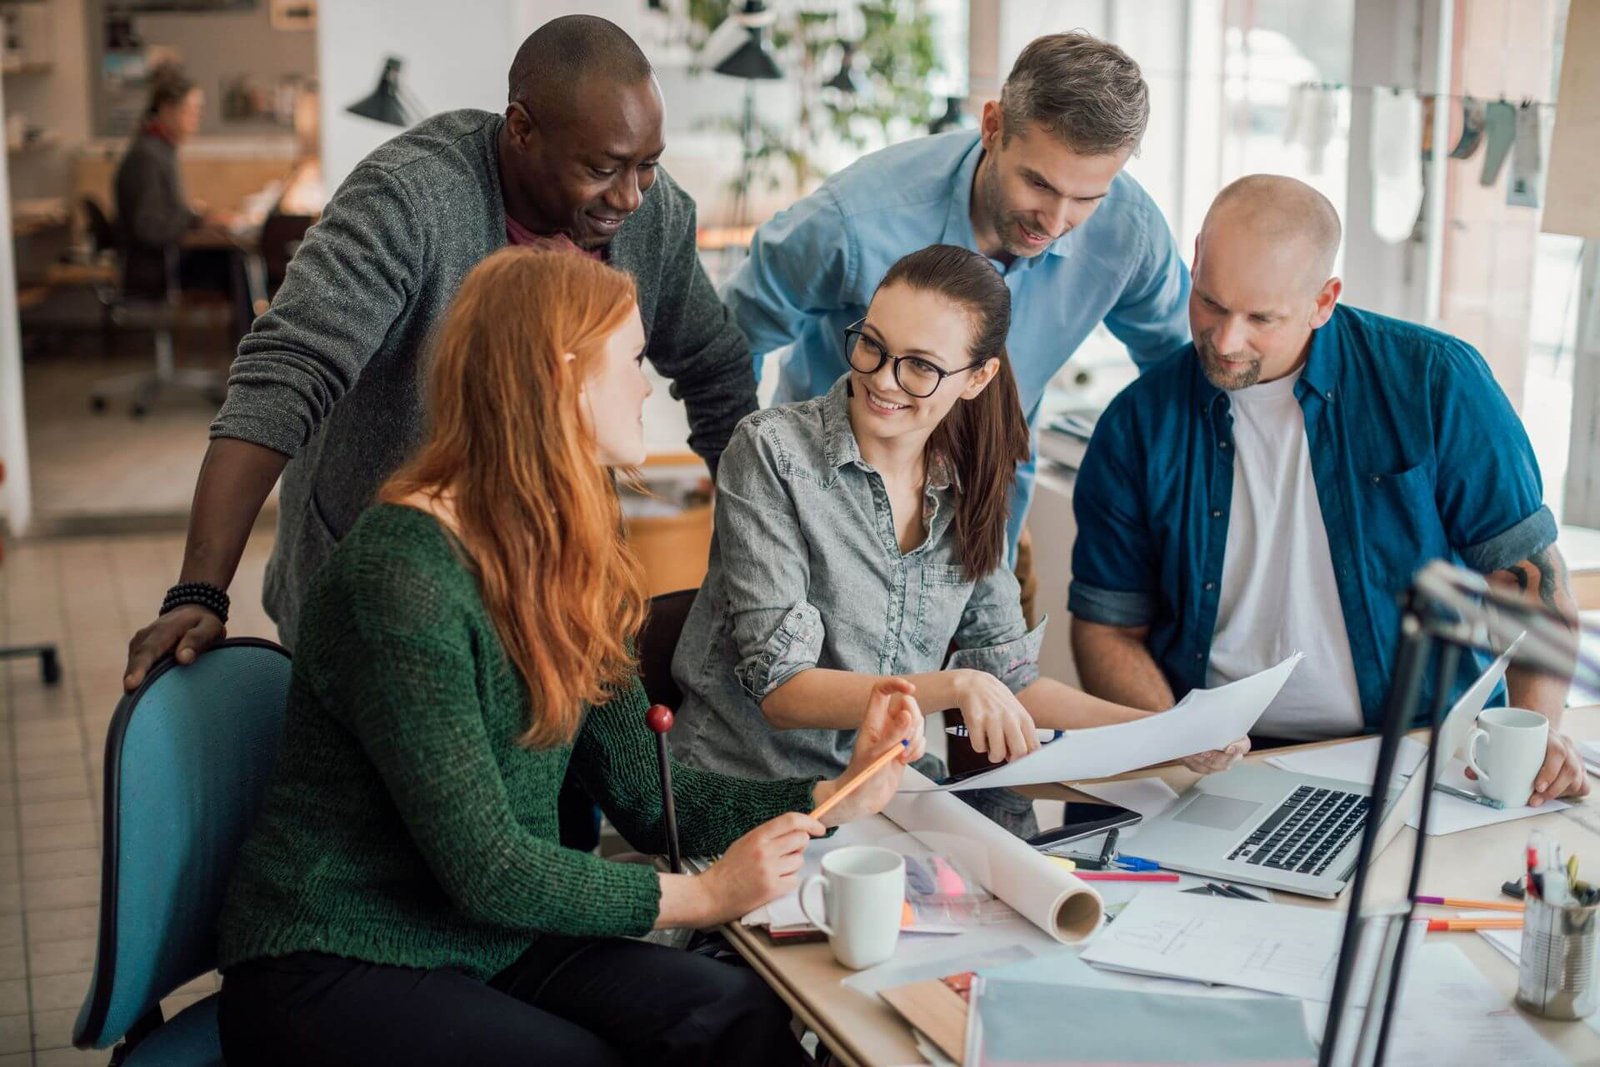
top-left (1456, 910), bottom-right (1523, 966)
top-left (901, 655), bottom-right (1301, 793)
top-left (1305, 943), bottom-right (1567, 1067)
top-left (1074, 778), bottom-right (1180, 823)
top-left (971, 979), bottom-right (1317, 1066)
top-left (1265, 735), bottom-right (1428, 786)
top-left (1405, 758), bottom-right (1570, 835)
top-left (1580, 739), bottom-right (1600, 777)
top-left (1078, 890), bottom-right (1398, 1002)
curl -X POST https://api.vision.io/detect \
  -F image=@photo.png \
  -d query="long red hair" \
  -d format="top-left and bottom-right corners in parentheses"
top-left (380, 247), bottom-right (647, 748)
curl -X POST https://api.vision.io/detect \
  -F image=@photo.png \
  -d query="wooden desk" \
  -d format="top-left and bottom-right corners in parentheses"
top-left (725, 710), bottom-right (1600, 1065)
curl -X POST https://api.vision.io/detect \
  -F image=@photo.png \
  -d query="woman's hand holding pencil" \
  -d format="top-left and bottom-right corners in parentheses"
top-left (810, 678), bottom-right (926, 826)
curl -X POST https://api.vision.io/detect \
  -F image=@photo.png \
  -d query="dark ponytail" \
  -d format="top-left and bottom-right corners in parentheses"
top-left (875, 244), bottom-right (1030, 581)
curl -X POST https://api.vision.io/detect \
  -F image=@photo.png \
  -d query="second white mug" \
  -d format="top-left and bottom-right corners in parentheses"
top-left (1465, 706), bottom-right (1549, 807)
top-left (798, 846), bottom-right (904, 970)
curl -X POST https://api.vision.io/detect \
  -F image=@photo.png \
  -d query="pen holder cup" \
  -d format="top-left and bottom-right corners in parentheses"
top-left (1517, 895), bottom-right (1600, 1020)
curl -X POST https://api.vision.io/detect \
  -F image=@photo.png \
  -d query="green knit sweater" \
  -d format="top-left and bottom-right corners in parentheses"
top-left (218, 503), bottom-right (817, 979)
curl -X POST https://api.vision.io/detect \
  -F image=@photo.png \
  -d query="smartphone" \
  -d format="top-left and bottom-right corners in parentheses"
top-left (1024, 802), bottom-right (1142, 852)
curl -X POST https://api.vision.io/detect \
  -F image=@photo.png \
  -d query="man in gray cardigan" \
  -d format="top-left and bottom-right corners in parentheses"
top-left (124, 17), bottom-right (754, 684)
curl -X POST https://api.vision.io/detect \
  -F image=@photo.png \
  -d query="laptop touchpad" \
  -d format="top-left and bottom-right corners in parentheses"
top-left (1173, 794), bottom-right (1261, 831)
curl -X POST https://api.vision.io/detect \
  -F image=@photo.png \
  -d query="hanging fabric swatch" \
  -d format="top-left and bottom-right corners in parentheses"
top-left (1285, 83), bottom-right (1340, 174)
top-left (1507, 102), bottom-right (1543, 207)
top-left (1480, 99), bottom-right (1518, 185)
top-left (1370, 87), bottom-right (1424, 244)
top-left (1449, 96), bottom-right (1485, 159)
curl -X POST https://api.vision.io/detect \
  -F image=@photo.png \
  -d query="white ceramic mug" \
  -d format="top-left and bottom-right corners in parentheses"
top-left (798, 846), bottom-right (904, 970)
top-left (1466, 707), bottom-right (1549, 806)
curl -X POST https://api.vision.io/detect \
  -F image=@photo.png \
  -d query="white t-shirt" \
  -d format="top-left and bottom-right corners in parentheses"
top-left (1206, 372), bottom-right (1365, 740)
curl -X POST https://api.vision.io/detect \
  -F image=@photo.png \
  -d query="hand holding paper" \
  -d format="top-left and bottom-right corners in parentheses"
top-left (902, 654), bottom-right (1301, 793)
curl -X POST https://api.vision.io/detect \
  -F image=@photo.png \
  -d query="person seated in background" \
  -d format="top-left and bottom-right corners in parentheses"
top-left (670, 245), bottom-right (1243, 840)
top-left (113, 65), bottom-right (251, 339)
top-left (1068, 174), bottom-right (1589, 808)
top-left (215, 248), bottom-right (925, 1067)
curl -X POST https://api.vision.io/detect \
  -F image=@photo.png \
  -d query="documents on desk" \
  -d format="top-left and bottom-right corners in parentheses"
top-left (745, 767), bottom-right (1104, 943)
top-left (900, 654), bottom-right (1301, 794)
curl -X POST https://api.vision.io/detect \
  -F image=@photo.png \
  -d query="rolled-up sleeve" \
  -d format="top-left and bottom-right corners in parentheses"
top-left (948, 564), bottom-right (1044, 693)
top-left (715, 419), bottom-right (828, 700)
top-left (1069, 395), bottom-right (1160, 627)
top-left (1430, 340), bottom-right (1557, 574)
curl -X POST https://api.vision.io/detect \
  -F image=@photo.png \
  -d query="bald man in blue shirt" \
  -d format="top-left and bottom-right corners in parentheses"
top-left (1069, 175), bottom-right (1588, 808)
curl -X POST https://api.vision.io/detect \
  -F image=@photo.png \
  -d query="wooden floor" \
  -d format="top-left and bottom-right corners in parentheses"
top-left (0, 528), bottom-right (277, 1063)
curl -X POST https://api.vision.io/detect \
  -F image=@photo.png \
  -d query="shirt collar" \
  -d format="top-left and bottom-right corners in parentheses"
top-left (1297, 310), bottom-right (1343, 402)
top-left (820, 375), bottom-right (864, 470)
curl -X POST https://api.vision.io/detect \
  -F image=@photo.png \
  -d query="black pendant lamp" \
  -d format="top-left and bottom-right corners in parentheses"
top-left (346, 57), bottom-right (417, 127)
top-left (825, 41), bottom-right (861, 94)
top-left (714, 1), bottom-right (784, 81)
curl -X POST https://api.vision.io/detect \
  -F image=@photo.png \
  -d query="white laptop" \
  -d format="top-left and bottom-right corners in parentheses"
top-left (1129, 649), bottom-right (1513, 899)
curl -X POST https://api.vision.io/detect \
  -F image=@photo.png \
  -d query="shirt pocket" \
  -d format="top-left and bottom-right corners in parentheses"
top-left (1359, 462), bottom-right (1446, 593)
top-left (909, 563), bottom-right (974, 658)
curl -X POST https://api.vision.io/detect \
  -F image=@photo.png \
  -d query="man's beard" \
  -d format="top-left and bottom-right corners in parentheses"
top-left (978, 167), bottom-right (1035, 258)
top-left (1198, 342), bottom-right (1262, 390)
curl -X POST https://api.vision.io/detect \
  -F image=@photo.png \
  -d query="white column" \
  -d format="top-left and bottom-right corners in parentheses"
top-left (1564, 242), bottom-right (1600, 525)
top-left (0, 71), bottom-right (30, 537)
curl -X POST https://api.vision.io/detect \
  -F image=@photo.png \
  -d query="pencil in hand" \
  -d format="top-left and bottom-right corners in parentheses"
top-left (810, 739), bottom-right (910, 821)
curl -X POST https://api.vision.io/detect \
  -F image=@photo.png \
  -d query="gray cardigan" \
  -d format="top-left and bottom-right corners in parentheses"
top-left (211, 109), bottom-right (756, 644)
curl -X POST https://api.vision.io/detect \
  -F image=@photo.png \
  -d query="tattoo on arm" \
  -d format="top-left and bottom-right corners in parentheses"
top-left (1497, 547), bottom-right (1568, 618)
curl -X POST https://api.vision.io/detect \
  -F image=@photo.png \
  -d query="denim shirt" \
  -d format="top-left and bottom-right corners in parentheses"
top-left (671, 376), bottom-right (1045, 781)
top-left (1069, 304), bottom-right (1556, 728)
top-left (721, 129), bottom-right (1192, 556)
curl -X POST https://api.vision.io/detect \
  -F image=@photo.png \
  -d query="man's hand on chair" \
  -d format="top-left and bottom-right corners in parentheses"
top-left (124, 606), bottom-right (226, 692)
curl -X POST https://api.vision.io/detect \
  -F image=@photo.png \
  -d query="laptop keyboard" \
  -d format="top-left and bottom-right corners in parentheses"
top-left (1226, 786), bottom-right (1371, 877)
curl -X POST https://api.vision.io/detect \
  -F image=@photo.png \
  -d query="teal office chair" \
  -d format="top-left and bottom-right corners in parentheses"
top-left (73, 638), bottom-right (291, 1065)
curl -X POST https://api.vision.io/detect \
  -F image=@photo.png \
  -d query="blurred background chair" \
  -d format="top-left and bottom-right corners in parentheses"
top-left (81, 197), bottom-right (229, 418)
top-left (73, 638), bottom-right (291, 1065)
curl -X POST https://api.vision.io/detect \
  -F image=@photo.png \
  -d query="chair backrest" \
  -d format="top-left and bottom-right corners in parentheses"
top-left (80, 197), bottom-right (117, 257)
top-left (74, 638), bottom-right (292, 1050)
top-left (639, 589), bottom-right (698, 710)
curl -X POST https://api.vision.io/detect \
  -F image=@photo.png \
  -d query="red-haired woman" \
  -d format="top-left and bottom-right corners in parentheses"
top-left (215, 247), bottom-right (924, 1065)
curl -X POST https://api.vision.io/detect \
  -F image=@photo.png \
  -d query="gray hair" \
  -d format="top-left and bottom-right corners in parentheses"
top-left (999, 31), bottom-right (1149, 156)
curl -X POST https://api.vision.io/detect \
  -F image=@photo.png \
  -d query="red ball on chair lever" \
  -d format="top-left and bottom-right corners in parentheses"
top-left (646, 704), bottom-right (682, 874)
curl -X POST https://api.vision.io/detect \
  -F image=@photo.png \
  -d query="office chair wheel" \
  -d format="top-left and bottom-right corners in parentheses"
top-left (40, 649), bottom-right (60, 687)
top-left (90, 396), bottom-right (107, 413)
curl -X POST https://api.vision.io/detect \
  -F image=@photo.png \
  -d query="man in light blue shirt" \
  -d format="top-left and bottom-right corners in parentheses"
top-left (723, 31), bottom-right (1192, 563)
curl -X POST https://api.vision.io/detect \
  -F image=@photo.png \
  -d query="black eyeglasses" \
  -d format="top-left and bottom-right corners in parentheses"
top-left (843, 319), bottom-right (988, 399)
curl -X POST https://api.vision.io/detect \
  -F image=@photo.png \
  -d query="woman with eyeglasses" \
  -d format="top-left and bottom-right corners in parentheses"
top-left (670, 244), bottom-right (1247, 834)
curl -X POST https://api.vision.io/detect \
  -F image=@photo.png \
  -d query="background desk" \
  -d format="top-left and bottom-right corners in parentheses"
top-left (723, 708), bottom-right (1600, 1066)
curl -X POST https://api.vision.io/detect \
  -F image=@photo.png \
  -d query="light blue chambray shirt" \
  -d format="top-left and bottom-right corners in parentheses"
top-left (669, 377), bottom-right (1045, 782)
top-left (722, 129), bottom-right (1193, 551)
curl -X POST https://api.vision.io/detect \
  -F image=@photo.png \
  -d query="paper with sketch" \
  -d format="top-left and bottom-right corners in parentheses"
top-left (900, 654), bottom-right (1302, 793)
top-left (1305, 943), bottom-right (1567, 1067)
top-left (1078, 890), bottom-right (1408, 1003)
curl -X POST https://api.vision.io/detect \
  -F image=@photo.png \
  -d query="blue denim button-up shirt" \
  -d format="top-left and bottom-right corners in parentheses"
top-left (722, 129), bottom-right (1192, 554)
top-left (1069, 304), bottom-right (1556, 728)
top-left (671, 377), bottom-right (1045, 781)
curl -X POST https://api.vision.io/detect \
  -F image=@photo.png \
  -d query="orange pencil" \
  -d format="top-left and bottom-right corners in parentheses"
top-left (810, 739), bottom-right (909, 821)
top-left (1426, 918), bottom-right (1523, 932)
top-left (1415, 895), bottom-right (1524, 913)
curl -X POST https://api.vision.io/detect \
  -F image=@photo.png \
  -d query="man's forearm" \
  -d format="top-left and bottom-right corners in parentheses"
top-left (1492, 544), bottom-right (1578, 725)
top-left (178, 437), bottom-right (290, 589)
top-left (1070, 619), bottom-right (1176, 711)
top-left (1507, 665), bottom-right (1568, 723)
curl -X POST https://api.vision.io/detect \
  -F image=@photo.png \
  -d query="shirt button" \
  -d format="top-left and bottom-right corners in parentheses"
top-left (1211, 509), bottom-right (1223, 519)
top-left (1204, 581), bottom-right (1215, 591)
top-left (1371, 475), bottom-right (1381, 484)
top-left (1195, 652), bottom-right (1205, 661)
top-left (1219, 440), bottom-right (1230, 449)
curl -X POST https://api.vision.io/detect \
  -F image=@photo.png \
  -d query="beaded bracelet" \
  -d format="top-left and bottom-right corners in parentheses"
top-left (160, 581), bottom-right (230, 624)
